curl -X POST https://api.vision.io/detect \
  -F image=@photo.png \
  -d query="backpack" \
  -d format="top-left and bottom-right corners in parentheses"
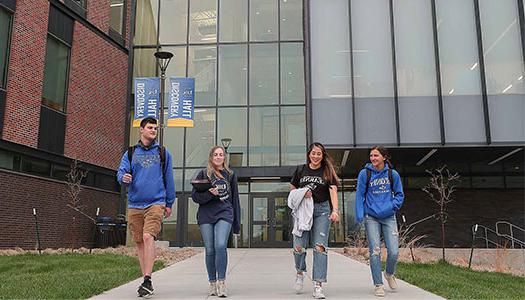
top-left (364, 167), bottom-right (394, 196)
top-left (127, 145), bottom-right (167, 187)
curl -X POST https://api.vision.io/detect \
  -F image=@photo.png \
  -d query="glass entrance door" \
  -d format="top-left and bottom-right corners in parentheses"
top-left (250, 193), bottom-right (292, 247)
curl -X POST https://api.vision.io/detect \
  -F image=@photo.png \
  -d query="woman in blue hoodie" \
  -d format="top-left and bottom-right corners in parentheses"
top-left (192, 146), bottom-right (241, 298)
top-left (355, 146), bottom-right (404, 297)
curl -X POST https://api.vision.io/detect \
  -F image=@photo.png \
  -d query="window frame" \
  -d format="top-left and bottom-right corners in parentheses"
top-left (0, 5), bottom-right (14, 90)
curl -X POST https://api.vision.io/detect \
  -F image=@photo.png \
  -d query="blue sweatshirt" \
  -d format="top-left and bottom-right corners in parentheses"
top-left (355, 163), bottom-right (404, 222)
top-left (116, 142), bottom-right (176, 209)
top-left (191, 169), bottom-right (241, 234)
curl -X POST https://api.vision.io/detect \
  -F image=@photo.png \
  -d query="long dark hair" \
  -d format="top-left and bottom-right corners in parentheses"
top-left (370, 146), bottom-right (393, 168)
top-left (307, 142), bottom-right (340, 185)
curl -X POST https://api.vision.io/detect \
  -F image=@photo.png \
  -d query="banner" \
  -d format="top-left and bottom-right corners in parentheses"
top-left (133, 77), bottom-right (160, 127)
top-left (167, 77), bottom-right (195, 127)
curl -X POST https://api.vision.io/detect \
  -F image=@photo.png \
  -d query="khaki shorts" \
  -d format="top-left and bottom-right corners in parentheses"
top-left (128, 205), bottom-right (165, 243)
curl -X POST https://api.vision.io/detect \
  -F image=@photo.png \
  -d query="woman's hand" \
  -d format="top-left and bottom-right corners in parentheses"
top-left (305, 190), bottom-right (313, 198)
top-left (208, 187), bottom-right (219, 196)
top-left (329, 210), bottom-right (340, 222)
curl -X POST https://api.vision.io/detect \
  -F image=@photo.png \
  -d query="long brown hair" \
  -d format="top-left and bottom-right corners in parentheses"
top-left (370, 145), bottom-right (393, 168)
top-left (206, 146), bottom-right (232, 179)
top-left (307, 142), bottom-right (340, 185)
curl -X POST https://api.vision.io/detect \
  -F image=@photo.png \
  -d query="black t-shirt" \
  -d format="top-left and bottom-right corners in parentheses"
top-left (290, 164), bottom-right (337, 204)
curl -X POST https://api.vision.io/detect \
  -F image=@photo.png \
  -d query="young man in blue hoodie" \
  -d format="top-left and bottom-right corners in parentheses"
top-left (355, 146), bottom-right (404, 297)
top-left (117, 117), bottom-right (176, 298)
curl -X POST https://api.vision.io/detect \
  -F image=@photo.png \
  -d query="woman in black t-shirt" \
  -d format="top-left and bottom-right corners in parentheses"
top-left (290, 142), bottom-right (340, 299)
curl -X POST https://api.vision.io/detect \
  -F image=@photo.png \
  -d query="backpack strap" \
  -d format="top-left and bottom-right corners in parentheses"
top-left (127, 146), bottom-right (136, 174)
top-left (364, 169), bottom-right (372, 197)
top-left (159, 146), bottom-right (167, 189)
top-left (388, 168), bottom-right (394, 191)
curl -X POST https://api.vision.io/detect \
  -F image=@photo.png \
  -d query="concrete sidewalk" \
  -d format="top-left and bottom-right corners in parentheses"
top-left (90, 248), bottom-right (442, 299)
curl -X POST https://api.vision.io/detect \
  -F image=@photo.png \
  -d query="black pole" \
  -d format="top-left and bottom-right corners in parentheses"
top-left (469, 224), bottom-right (478, 269)
top-left (90, 207), bottom-right (100, 254)
top-left (32, 208), bottom-right (42, 254)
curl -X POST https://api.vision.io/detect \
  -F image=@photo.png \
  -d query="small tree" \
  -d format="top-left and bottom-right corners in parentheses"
top-left (421, 165), bottom-right (460, 261)
top-left (65, 160), bottom-right (94, 248)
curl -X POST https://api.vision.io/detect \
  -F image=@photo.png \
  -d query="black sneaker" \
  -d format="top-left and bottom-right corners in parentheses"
top-left (137, 280), bottom-right (154, 298)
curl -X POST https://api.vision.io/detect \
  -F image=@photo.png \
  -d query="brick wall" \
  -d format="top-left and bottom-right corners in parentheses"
top-left (0, 170), bottom-right (120, 250)
top-left (87, 0), bottom-right (110, 34)
top-left (64, 24), bottom-right (128, 170)
top-left (399, 189), bottom-right (525, 247)
top-left (3, 0), bottom-right (49, 146)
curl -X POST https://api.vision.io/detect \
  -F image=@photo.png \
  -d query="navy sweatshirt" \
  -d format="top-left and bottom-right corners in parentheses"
top-left (191, 169), bottom-right (241, 234)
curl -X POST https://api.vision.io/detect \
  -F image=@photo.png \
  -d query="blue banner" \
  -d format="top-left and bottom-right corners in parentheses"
top-left (133, 77), bottom-right (160, 127)
top-left (167, 77), bottom-right (195, 127)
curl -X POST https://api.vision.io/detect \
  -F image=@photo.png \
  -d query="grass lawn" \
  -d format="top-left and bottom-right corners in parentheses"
top-left (0, 253), bottom-right (164, 299)
top-left (397, 260), bottom-right (525, 299)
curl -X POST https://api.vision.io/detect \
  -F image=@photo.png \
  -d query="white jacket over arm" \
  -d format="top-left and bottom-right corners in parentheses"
top-left (287, 187), bottom-right (314, 237)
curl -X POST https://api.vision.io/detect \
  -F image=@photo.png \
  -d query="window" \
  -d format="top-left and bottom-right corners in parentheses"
top-left (0, 7), bottom-right (13, 88)
top-left (42, 36), bottom-right (71, 112)
top-left (110, 0), bottom-right (125, 35)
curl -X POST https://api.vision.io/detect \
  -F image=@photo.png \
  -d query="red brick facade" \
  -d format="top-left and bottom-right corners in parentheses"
top-left (3, 0), bottom-right (49, 146)
top-left (1, 0), bottom-right (131, 249)
top-left (65, 24), bottom-right (128, 169)
top-left (0, 170), bottom-right (120, 250)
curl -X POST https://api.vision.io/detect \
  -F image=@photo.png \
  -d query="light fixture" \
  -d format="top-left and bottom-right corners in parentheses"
top-left (470, 62), bottom-right (478, 70)
top-left (502, 84), bottom-right (513, 93)
top-left (341, 150), bottom-right (350, 167)
top-left (488, 148), bottom-right (523, 165)
top-left (416, 149), bottom-right (438, 166)
top-left (449, 89), bottom-right (455, 95)
top-left (221, 138), bottom-right (232, 152)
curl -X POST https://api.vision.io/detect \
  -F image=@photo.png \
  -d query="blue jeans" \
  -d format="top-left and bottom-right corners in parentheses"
top-left (199, 219), bottom-right (232, 282)
top-left (293, 201), bottom-right (331, 283)
top-left (364, 214), bottom-right (399, 286)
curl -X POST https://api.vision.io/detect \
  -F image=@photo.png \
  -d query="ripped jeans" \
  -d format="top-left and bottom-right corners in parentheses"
top-left (293, 201), bottom-right (331, 283)
top-left (364, 214), bottom-right (399, 285)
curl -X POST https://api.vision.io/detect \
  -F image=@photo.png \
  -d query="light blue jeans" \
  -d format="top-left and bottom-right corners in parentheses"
top-left (364, 214), bottom-right (399, 286)
top-left (199, 219), bottom-right (232, 282)
top-left (293, 201), bottom-right (332, 283)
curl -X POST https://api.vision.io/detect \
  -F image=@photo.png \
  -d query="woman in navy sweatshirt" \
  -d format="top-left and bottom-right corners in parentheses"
top-left (191, 146), bottom-right (241, 298)
top-left (355, 146), bottom-right (404, 297)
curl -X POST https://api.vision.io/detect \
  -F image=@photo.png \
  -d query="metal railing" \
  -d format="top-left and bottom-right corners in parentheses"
top-left (495, 221), bottom-right (525, 249)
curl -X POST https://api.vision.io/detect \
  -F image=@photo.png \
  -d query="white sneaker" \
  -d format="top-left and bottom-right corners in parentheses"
top-left (217, 280), bottom-right (227, 297)
top-left (312, 284), bottom-right (325, 299)
top-left (208, 281), bottom-right (217, 296)
top-left (294, 273), bottom-right (304, 293)
top-left (384, 272), bottom-right (398, 290)
top-left (374, 284), bottom-right (385, 297)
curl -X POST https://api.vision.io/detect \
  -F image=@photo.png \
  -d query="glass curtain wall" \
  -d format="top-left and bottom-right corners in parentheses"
top-left (132, 0), bottom-right (306, 245)
top-left (311, 0), bottom-right (525, 146)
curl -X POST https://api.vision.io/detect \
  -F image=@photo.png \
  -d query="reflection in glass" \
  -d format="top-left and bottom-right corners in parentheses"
top-left (109, 0), bottom-right (125, 34)
top-left (250, 0), bottom-right (278, 41)
top-left (42, 37), bottom-right (69, 112)
top-left (252, 225), bottom-right (268, 243)
top-left (219, 0), bottom-right (247, 42)
top-left (239, 194), bottom-right (249, 247)
top-left (186, 109), bottom-right (215, 167)
top-left (280, 0), bottom-right (302, 40)
top-left (218, 44), bottom-right (247, 105)
top-left (189, 46), bottom-right (217, 106)
top-left (394, 0), bottom-right (440, 143)
top-left (133, 48), bottom-right (156, 77)
top-left (160, 0), bottom-right (188, 44)
top-left (134, 0), bottom-right (158, 45)
top-left (218, 108), bottom-right (247, 166)
top-left (162, 46), bottom-right (187, 78)
top-left (436, 0), bottom-right (485, 143)
top-left (249, 107), bottom-right (279, 166)
top-left (250, 182), bottom-right (290, 192)
top-left (253, 197), bottom-right (268, 221)
top-left (281, 107), bottom-right (306, 166)
top-left (164, 122), bottom-right (184, 167)
top-left (0, 7), bottom-right (11, 87)
top-left (250, 44), bottom-right (278, 105)
top-left (479, 0), bottom-right (525, 142)
top-left (189, 0), bottom-right (217, 44)
top-left (352, 0), bottom-right (396, 144)
top-left (281, 43), bottom-right (305, 104)
top-left (187, 196), bottom-right (203, 245)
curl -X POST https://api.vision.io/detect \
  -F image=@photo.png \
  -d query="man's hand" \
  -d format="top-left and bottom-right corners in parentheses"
top-left (122, 173), bottom-right (132, 184)
top-left (164, 207), bottom-right (172, 218)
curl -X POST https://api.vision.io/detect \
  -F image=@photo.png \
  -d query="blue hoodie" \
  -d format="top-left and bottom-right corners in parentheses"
top-left (355, 163), bottom-right (404, 222)
top-left (116, 142), bottom-right (176, 209)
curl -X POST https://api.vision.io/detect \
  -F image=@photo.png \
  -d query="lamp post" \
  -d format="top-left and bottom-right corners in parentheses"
top-left (220, 138), bottom-right (232, 153)
top-left (154, 51), bottom-right (173, 147)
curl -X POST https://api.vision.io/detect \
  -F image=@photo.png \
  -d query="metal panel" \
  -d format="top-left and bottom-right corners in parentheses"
top-left (0, 0), bottom-right (15, 11)
top-left (48, 5), bottom-right (75, 46)
top-left (0, 89), bottom-right (5, 137)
